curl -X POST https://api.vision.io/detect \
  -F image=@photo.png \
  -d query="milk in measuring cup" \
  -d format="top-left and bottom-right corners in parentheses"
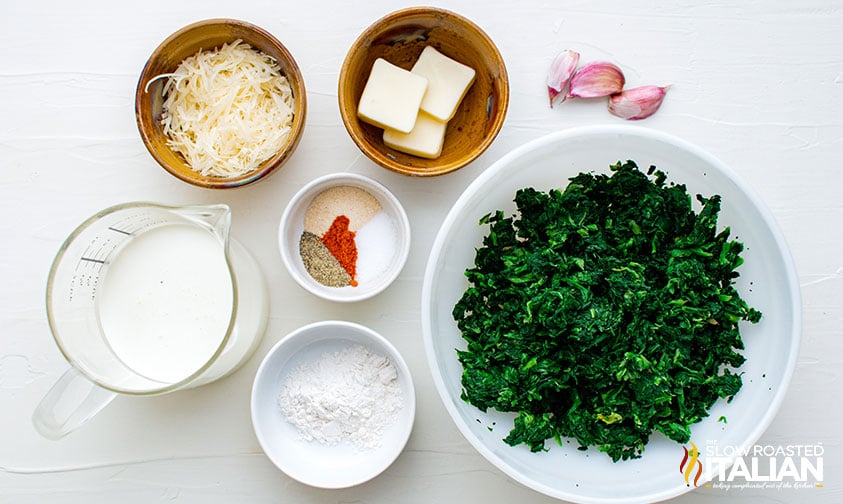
top-left (96, 224), bottom-right (234, 384)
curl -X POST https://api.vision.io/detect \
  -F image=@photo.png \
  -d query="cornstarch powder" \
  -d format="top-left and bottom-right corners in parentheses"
top-left (279, 344), bottom-right (403, 450)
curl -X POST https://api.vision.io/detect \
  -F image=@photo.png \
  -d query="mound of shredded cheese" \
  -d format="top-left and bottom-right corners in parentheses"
top-left (157, 40), bottom-right (295, 178)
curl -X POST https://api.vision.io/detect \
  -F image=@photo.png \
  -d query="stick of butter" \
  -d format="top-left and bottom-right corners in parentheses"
top-left (357, 58), bottom-right (428, 133)
top-left (383, 111), bottom-right (447, 159)
top-left (411, 46), bottom-right (476, 122)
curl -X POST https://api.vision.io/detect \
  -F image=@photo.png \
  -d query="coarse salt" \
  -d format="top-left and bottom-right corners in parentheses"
top-left (355, 211), bottom-right (398, 285)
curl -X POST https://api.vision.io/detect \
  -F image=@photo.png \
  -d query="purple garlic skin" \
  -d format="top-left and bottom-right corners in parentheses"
top-left (608, 85), bottom-right (670, 120)
top-left (566, 62), bottom-right (625, 99)
top-left (547, 50), bottom-right (580, 107)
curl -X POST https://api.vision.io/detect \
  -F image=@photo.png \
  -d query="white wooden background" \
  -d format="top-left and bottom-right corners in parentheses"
top-left (1, 0), bottom-right (840, 502)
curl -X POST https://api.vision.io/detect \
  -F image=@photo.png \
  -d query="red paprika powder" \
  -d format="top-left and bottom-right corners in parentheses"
top-left (321, 215), bottom-right (358, 287)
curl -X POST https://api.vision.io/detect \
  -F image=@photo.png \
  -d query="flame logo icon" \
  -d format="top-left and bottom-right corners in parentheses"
top-left (679, 441), bottom-right (703, 487)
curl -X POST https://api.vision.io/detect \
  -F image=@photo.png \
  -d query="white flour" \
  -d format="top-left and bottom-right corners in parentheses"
top-left (278, 344), bottom-right (403, 450)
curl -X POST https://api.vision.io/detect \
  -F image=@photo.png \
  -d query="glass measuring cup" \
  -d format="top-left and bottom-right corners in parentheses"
top-left (34, 202), bottom-right (268, 439)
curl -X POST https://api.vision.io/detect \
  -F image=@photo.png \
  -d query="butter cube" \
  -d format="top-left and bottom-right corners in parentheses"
top-left (383, 111), bottom-right (447, 159)
top-left (411, 46), bottom-right (476, 122)
top-left (357, 58), bottom-right (428, 133)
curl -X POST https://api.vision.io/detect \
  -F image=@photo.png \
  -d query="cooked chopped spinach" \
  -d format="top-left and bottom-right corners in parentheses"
top-left (452, 160), bottom-right (761, 462)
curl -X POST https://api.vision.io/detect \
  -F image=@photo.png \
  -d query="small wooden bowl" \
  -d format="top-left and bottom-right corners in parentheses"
top-left (338, 7), bottom-right (509, 177)
top-left (135, 19), bottom-right (307, 189)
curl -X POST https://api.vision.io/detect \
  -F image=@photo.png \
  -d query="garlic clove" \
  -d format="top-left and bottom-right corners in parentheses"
top-left (547, 50), bottom-right (580, 107)
top-left (566, 62), bottom-right (625, 99)
top-left (608, 85), bottom-right (670, 120)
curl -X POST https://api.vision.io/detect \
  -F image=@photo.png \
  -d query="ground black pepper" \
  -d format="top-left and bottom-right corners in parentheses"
top-left (299, 231), bottom-right (350, 287)
top-left (300, 185), bottom-right (383, 288)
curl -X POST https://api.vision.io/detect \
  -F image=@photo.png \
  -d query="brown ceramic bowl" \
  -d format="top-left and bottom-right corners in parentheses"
top-left (338, 7), bottom-right (509, 177)
top-left (135, 19), bottom-right (307, 188)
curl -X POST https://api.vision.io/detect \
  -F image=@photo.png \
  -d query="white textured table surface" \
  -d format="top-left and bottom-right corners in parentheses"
top-left (1, 1), bottom-right (840, 503)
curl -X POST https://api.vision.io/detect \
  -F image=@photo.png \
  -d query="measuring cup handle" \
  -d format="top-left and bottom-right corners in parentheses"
top-left (32, 368), bottom-right (117, 440)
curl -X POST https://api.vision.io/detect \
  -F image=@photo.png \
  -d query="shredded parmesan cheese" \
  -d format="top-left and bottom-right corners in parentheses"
top-left (156, 40), bottom-right (295, 178)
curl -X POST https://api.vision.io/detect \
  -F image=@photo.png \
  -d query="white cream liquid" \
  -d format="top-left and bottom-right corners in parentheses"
top-left (96, 224), bottom-right (234, 385)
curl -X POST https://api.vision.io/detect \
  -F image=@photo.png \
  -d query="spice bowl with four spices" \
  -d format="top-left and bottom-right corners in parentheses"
top-left (278, 172), bottom-right (411, 302)
top-left (250, 320), bottom-right (416, 488)
top-left (135, 18), bottom-right (307, 188)
top-left (338, 6), bottom-right (510, 176)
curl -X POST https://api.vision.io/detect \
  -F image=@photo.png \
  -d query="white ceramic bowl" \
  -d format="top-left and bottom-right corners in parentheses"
top-left (279, 173), bottom-right (411, 302)
top-left (251, 320), bottom-right (416, 488)
top-left (421, 125), bottom-right (801, 503)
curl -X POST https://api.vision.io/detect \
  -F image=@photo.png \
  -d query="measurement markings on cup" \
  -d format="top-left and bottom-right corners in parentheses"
top-left (79, 257), bottom-right (107, 264)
